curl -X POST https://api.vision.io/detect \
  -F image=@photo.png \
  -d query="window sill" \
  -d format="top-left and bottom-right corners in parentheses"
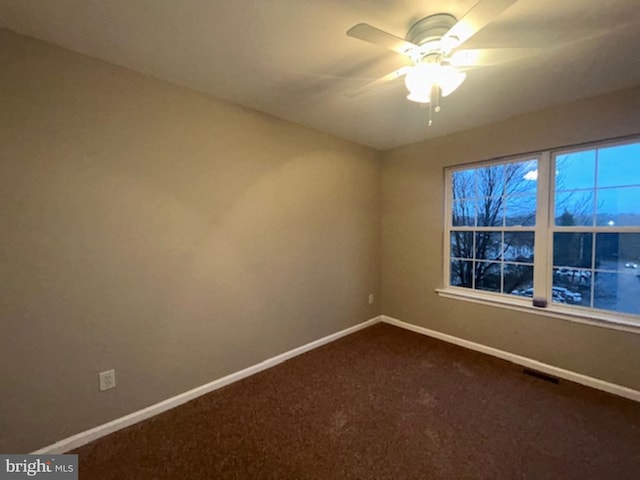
top-left (435, 287), bottom-right (640, 335)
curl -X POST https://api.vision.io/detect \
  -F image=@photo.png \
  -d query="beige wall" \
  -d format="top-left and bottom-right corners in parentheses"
top-left (381, 86), bottom-right (640, 391)
top-left (0, 29), bottom-right (381, 453)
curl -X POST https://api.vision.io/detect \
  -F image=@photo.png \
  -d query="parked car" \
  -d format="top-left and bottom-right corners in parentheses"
top-left (554, 268), bottom-right (591, 283)
top-left (552, 286), bottom-right (582, 304)
top-left (513, 288), bottom-right (534, 298)
top-left (512, 286), bottom-right (582, 304)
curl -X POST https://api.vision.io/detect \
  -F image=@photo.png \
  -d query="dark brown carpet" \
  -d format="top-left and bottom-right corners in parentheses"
top-left (72, 323), bottom-right (640, 479)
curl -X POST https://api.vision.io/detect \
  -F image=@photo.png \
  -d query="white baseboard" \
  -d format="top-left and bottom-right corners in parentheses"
top-left (32, 316), bottom-right (383, 454)
top-left (381, 315), bottom-right (640, 403)
top-left (34, 314), bottom-right (638, 454)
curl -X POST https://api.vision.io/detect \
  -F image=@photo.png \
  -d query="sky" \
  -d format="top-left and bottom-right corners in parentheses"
top-left (556, 142), bottom-right (640, 191)
top-left (452, 140), bottom-right (640, 225)
top-left (556, 141), bottom-right (640, 219)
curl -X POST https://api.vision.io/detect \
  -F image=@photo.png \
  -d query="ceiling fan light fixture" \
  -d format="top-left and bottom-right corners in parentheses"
top-left (406, 91), bottom-right (432, 103)
top-left (404, 63), bottom-right (439, 103)
top-left (404, 63), bottom-right (465, 103)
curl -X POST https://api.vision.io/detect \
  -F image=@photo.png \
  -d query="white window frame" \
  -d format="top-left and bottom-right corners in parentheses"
top-left (439, 135), bottom-right (640, 333)
top-left (445, 154), bottom-right (540, 293)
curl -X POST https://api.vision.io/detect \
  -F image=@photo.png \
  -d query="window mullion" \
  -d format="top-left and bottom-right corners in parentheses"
top-left (534, 152), bottom-right (551, 301)
top-left (443, 168), bottom-right (452, 288)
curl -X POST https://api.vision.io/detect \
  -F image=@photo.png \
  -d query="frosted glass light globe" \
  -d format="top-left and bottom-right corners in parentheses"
top-left (404, 63), bottom-right (439, 103)
top-left (404, 63), bottom-right (466, 103)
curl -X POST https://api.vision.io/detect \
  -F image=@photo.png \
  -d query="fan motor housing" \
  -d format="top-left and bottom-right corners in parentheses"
top-left (406, 13), bottom-right (457, 47)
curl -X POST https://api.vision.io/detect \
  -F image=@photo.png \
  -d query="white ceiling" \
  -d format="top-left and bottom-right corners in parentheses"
top-left (1, 0), bottom-right (640, 150)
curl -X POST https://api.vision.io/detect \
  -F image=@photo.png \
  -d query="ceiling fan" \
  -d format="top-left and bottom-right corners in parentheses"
top-left (347, 0), bottom-right (520, 125)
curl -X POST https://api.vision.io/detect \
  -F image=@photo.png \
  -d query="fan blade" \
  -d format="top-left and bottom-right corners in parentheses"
top-left (449, 47), bottom-right (539, 67)
top-left (345, 66), bottom-right (412, 98)
top-left (442, 0), bottom-right (518, 51)
top-left (347, 23), bottom-right (419, 56)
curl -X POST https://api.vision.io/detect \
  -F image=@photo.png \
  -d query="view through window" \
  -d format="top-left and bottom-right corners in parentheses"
top-left (446, 137), bottom-right (640, 320)
top-left (450, 159), bottom-right (537, 295)
top-left (552, 142), bottom-right (640, 315)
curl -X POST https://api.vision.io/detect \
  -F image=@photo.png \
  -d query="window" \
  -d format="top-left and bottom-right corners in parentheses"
top-left (449, 158), bottom-right (538, 295)
top-left (444, 137), bottom-right (640, 325)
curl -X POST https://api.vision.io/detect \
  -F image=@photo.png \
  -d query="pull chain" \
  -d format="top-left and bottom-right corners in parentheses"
top-left (428, 84), bottom-right (440, 127)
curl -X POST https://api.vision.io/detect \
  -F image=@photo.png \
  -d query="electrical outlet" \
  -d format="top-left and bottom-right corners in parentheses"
top-left (368, 293), bottom-right (374, 304)
top-left (99, 369), bottom-right (116, 391)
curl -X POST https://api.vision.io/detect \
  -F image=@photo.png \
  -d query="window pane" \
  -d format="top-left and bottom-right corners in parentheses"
top-left (476, 165), bottom-right (504, 198)
top-left (595, 233), bottom-right (640, 271)
top-left (504, 232), bottom-right (535, 262)
top-left (450, 260), bottom-right (473, 288)
top-left (475, 232), bottom-right (502, 260)
top-left (554, 191), bottom-right (594, 226)
top-left (505, 159), bottom-right (538, 196)
top-left (597, 142), bottom-right (640, 188)
top-left (552, 268), bottom-right (591, 306)
top-left (505, 194), bottom-right (536, 226)
top-left (452, 199), bottom-right (475, 226)
top-left (476, 197), bottom-right (504, 226)
top-left (474, 262), bottom-right (501, 292)
top-left (553, 233), bottom-right (593, 268)
top-left (452, 169), bottom-right (476, 200)
top-left (450, 231), bottom-right (474, 259)
top-left (593, 271), bottom-right (640, 315)
top-left (504, 264), bottom-right (533, 295)
top-left (555, 150), bottom-right (596, 191)
top-left (596, 187), bottom-right (640, 227)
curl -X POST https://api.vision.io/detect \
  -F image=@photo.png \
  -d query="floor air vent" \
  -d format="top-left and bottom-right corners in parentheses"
top-left (522, 368), bottom-right (559, 384)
